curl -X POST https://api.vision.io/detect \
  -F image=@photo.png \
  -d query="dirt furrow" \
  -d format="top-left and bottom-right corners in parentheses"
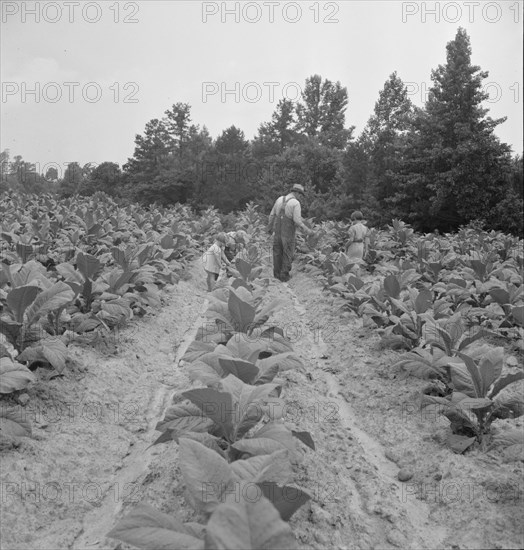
top-left (71, 290), bottom-right (208, 549)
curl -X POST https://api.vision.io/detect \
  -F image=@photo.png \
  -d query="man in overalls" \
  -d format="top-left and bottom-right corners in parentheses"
top-left (267, 184), bottom-right (315, 282)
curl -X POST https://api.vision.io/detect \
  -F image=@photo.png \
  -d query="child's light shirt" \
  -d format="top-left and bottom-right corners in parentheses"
top-left (202, 243), bottom-right (223, 274)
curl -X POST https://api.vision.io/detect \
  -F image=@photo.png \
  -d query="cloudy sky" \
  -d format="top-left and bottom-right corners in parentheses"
top-left (1, 1), bottom-right (522, 177)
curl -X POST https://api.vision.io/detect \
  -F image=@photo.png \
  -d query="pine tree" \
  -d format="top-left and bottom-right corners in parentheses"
top-left (123, 104), bottom-right (207, 205)
top-left (122, 118), bottom-right (173, 203)
top-left (296, 75), bottom-right (353, 149)
top-left (253, 99), bottom-right (297, 157)
top-left (359, 72), bottom-right (415, 224)
top-left (197, 126), bottom-right (252, 211)
top-left (391, 28), bottom-right (513, 232)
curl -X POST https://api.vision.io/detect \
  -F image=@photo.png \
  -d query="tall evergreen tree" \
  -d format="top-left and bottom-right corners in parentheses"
top-left (253, 99), bottom-right (297, 157)
top-left (341, 138), bottom-right (370, 214)
top-left (296, 75), bottom-right (353, 149)
top-left (359, 72), bottom-right (415, 224)
top-left (123, 104), bottom-right (207, 205)
top-left (164, 102), bottom-right (192, 158)
top-left (214, 126), bottom-right (249, 155)
top-left (194, 126), bottom-right (252, 211)
top-left (122, 118), bottom-right (172, 203)
top-left (391, 28), bottom-right (513, 231)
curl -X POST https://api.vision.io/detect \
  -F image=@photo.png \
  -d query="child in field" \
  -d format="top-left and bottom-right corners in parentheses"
top-left (347, 211), bottom-right (369, 260)
top-left (224, 231), bottom-right (237, 262)
top-left (232, 230), bottom-right (248, 260)
top-left (202, 233), bottom-right (231, 291)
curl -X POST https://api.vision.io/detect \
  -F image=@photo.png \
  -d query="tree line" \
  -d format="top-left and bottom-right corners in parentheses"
top-left (1, 28), bottom-right (522, 235)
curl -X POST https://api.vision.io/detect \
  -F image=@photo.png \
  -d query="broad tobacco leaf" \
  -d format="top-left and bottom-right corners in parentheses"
top-left (156, 402), bottom-right (214, 434)
top-left (491, 397), bottom-right (524, 419)
top-left (446, 434), bottom-right (476, 454)
top-left (179, 438), bottom-right (234, 514)
top-left (257, 352), bottom-right (304, 373)
top-left (41, 337), bottom-right (68, 373)
top-left (383, 274), bottom-right (401, 299)
top-left (10, 260), bottom-right (48, 288)
top-left (477, 347), bottom-right (504, 396)
top-left (257, 482), bottom-right (312, 521)
top-left (252, 299), bottom-right (283, 330)
top-left (182, 388), bottom-right (234, 440)
top-left (234, 422), bottom-right (303, 464)
top-left (186, 361), bottom-right (222, 387)
top-left (511, 305), bottom-right (524, 327)
top-left (255, 363), bottom-right (280, 385)
top-left (232, 437), bottom-right (285, 457)
top-left (76, 252), bottom-right (103, 281)
top-left (491, 429), bottom-right (524, 448)
top-left (6, 285), bottom-right (39, 323)
top-left (236, 258), bottom-right (253, 281)
top-left (0, 406), bottom-right (32, 437)
top-left (393, 349), bottom-right (451, 380)
top-left (448, 361), bottom-right (476, 396)
top-left (414, 289), bottom-right (433, 314)
top-left (291, 430), bottom-right (316, 450)
top-left (230, 450), bottom-right (292, 485)
top-left (18, 337), bottom-right (68, 373)
top-left (218, 358), bottom-right (259, 384)
top-left (55, 262), bottom-right (85, 285)
top-left (107, 503), bottom-right (204, 550)
top-left (0, 357), bottom-right (35, 393)
top-left (97, 300), bottom-right (133, 327)
top-left (228, 289), bottom-right (255, 332)
top-left (181, 340), bottom-right (215, 363)
top-left (488, 372), bottom-right (524, 399)
top-left (0, 343), bottom-right (11, 359)
top-left (198, 347), bottom-right (233, 373)
top-left (0, 318), bottom-right (22, 348)
top-left (225, 337), bottom-right (266, 362)
top-left (421, 395), bottom-right (478, 435)
top-left (219, 375), bottom-right (279, 439)
top-left (24, 281), bottom-right (75, 327)
top-left (489, 287), bottom-right (510, 306)
top-left (205, 480), bottom-right (298, 549)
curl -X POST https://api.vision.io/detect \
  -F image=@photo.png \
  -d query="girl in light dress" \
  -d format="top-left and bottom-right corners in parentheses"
top-left (347, 211), bottom-right (369, 260)
top-left (202, 232), bottom-right (231, 291)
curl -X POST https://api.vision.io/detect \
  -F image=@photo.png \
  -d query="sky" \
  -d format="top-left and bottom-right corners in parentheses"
top-left (1, 0), bottom-right (522, 178)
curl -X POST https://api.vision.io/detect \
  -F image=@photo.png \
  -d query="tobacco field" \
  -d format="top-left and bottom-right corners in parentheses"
top-left (0, 192), bottom-right (523, 549)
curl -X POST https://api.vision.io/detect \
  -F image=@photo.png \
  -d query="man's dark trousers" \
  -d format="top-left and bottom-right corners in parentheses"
top-left (273, 200), bottom-right (296, 281)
